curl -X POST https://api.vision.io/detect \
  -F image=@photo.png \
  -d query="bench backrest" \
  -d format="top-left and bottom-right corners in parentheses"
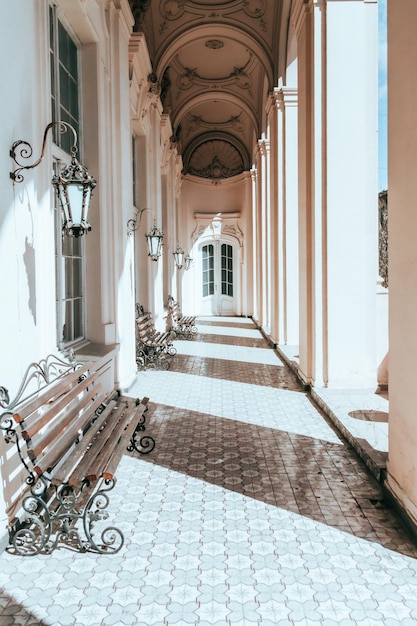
top-left (2, 363), bottom-right (106, 480)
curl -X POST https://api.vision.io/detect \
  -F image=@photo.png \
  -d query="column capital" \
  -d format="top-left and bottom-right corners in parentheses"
top-left (266, 88), bottom-right (298, 117)
top-left (258, 139), bottom-right (268, 157)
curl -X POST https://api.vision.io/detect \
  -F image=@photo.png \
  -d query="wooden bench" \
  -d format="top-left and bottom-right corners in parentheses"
top-left (0, 353), bottom-right (152, 556)
top-left (135, 304), bottom-right (176, 370)
top-left (167, 295), bottom-right (198, 339)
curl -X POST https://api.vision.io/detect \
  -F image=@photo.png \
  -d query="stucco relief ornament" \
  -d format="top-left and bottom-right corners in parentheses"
top-left (188, 115), bottom-right (203, 132)
top-left (242, 0), bottom-right (266, 18)
top-left (231, 67), bottom-right (251, 89)
top-left (161, 0), bottom-right (186, 20)
top-left (230, 115), bottom-right (244, 133)
top-left (148, 72), bottom-right (161, 96)
top-left (205, 39), bottom-right (224, 50)
top-left (177, 68), bottom-right (197, 90)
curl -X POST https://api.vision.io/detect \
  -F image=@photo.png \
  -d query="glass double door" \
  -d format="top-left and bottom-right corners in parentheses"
top-left (201, 241), bottom-right (235, 315)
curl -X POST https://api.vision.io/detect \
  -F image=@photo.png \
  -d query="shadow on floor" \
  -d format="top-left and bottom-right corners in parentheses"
top-left (133, 401), bottom-right (417, 558)
top-left (0, 589), bottom-right (49, 625)
top-left (169, 354), bottom-right (304, 390)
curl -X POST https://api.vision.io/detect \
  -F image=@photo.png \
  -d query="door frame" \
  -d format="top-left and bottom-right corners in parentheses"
top-left (190, 212), bottom-right (244, 316)
top-left (196, 237), bottom-right (240, 316)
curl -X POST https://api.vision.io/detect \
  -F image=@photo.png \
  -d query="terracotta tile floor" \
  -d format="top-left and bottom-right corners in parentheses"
top-left (0, 316), bottom-right (416, 625)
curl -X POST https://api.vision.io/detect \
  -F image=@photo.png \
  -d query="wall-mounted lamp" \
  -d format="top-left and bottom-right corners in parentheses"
top-left (173, 245), bottom-right (185, 270)
top-left (127, 208), bottom-right (164, 261)
top-left (184, 254), bottom-right (193, 271)
top-left (10, 121), bottom-right (96, 237)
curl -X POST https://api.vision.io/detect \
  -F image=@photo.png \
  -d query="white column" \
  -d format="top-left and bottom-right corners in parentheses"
top-left (267, 88), bottom-right (299, 347)
top-left (385, 0), bottom-right (417, 529)
top-left (250, 167), bottom-right (259, 320)
top-left (294, 0), bottom-right (378, 388)
top-left (282, 88), bottom-right (299, 347)
top-left (148, 99), bottom-right (165, 327)
top-left (257, 140), bottom-right (268, 329)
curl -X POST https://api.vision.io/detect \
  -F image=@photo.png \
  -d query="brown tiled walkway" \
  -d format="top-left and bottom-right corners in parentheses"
top-left (0, 316), bottom-right (416, 625)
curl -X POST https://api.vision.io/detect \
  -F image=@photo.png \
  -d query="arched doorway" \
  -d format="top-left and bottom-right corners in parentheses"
top-left (199, 238), bottom-right (239, 315)
top-left (191, 212), bottom-right (243, 316)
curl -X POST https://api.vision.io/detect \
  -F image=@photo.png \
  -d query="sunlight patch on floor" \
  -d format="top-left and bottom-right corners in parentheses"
top-left (197, 325), bottom-right (262, 339)
top-left (174, 339), bottom-right (284, 366)
top-left (130, 370), bottom-right (342, 445)
top-left (1, 457), bottom-right (416, 626)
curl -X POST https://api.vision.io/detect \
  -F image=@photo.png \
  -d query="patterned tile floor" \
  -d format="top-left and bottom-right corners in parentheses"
top-left (0, 316), bottom-right (417, 625)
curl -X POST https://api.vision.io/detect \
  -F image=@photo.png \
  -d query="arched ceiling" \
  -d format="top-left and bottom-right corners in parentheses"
top-left (129, 0), bottom-right (284, 180)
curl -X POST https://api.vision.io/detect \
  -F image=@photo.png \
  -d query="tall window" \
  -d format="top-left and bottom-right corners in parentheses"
top-left (50, 6), bottom-right (85, 347)
top-left (202, 244), bottom-right (214, 297)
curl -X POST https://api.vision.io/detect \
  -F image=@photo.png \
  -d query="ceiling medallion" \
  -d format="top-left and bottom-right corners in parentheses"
top-left (205, 39), bottom-right (224, 50)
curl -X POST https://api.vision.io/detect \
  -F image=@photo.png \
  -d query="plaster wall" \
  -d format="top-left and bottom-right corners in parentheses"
top-left (0, 0), bottom-right (53, 549)
top-left (0, 0), bottom-right (141, 539)
top-left (0, 1), bottom-right (55, 394)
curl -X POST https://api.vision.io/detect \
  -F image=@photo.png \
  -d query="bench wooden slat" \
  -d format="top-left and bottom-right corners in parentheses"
top-left (68, 397), bottom-right (142, 484)
top-left (21, 369), bottom-right (101, 441)
top-left (102, 397), bottom-right (149, 480)
top-left (51, 397), bottom-right (118, 485)
top-left (31, 384), bottom-right (104, 473)
top-left (12, 363), bottom-right (92, 424)
top-left (67, 400), bottom-right (128, 485)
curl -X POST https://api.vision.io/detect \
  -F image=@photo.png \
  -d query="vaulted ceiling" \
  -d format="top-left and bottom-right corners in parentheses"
top-left (129, 0), bottom-right (284, 180)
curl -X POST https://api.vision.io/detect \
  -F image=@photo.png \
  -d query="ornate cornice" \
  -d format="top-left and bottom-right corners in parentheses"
top-left (191, 211), bottom-right (243, 245)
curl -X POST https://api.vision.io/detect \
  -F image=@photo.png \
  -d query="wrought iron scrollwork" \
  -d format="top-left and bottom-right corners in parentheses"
top-left (10, 121), bottom-right (78, 184)
top-left (8, 477), bottom-right (124, 556)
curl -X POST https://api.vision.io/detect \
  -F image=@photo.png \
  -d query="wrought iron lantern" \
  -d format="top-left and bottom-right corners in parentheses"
top-left (146, 222), bottom-right (164, 261)
top-left (184, 254), bottom-right (192, 271)
top-left (173, 245), bottom-right (185, 269)
top-left (10, 121), bottom-right (96, 238)
top-left (127, 209), bottom-right (164, 261)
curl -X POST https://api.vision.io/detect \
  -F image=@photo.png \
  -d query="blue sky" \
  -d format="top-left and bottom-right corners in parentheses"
top-left (378, 0), bottom-right (387, 191)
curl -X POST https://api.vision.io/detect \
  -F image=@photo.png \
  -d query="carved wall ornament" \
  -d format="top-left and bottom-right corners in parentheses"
top-left (175, 58), bottom-right (253, 92)
top-left (191, 211), bottom-right (243, 247)
top-left (189, 154), bottom-right (243, 179)
top-left (185, 113), bottom-right (244, 136)
top-left (148, 72), bottom-right (161, 96)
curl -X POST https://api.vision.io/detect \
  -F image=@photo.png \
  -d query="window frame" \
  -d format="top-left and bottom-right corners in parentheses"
top-left (50, 4), bottom-right (87, 350)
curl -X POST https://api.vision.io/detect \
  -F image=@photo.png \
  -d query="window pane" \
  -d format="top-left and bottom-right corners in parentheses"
top-left (65, 258), bottom-right (73, 298)
top-left (63, 300), bottom-right (73, 342)
top-left (73, 259), bottom-right (82, 298)
top-left (73, 298), bottom-right (83, 338)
